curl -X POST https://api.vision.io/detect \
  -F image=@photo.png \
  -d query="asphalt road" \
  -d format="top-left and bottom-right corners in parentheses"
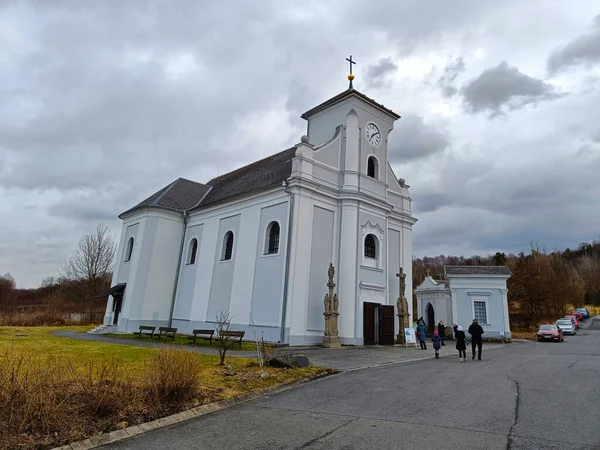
top-left (105, 320), bottom-right (600, 450)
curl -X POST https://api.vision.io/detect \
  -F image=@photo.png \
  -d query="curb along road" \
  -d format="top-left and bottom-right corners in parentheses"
top-left (51, 370), bottom-right (334, 450)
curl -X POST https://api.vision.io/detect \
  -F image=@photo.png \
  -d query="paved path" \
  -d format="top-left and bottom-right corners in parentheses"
top-left (53, 330), bottom-right (505, 371)
top-left (100, 318), bottom-right (600, 449)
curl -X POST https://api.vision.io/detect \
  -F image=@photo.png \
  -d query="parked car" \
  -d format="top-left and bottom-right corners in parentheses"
top-left (557, 319), bottom-right (576, 335)
top-left (575, 308), bottom-right (590, 318)
top-left (570, 311), bottom-right (584, 320)
top-left (537, 324), bottom-right (564, 342)
top-left (565, 314), bottom-right (580, 328)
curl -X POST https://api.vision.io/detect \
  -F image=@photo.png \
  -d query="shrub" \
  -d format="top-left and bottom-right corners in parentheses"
top-left (146, 347), bottom-right (203, 408)
top-left (70, 361), bottom-right (133, 418)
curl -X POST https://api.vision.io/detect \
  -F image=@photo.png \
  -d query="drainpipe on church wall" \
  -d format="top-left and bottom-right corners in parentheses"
top-left (168, 211), bottom-right (189, 328)
top-left (280, 180), bottom-right (294, 344)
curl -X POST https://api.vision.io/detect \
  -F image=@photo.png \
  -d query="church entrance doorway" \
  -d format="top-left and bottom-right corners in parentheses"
top-left (426, 302), bottom-right (435, 335)
top-left (112, 295), bottom-right (123, 325)
top-left (363, 302), bottom-right (395, 346)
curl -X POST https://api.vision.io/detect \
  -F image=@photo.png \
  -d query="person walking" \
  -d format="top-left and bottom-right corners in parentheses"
top-left (417, 317), bottom-right (427, 350)
top-left (438, 320), bottom-right (446, 346)
top-left (453, 324), bottom-right (467, 362)
top-left (468, 319), bottom-right (484, 360)
top-left (432, 329), bottom-right (442, 359)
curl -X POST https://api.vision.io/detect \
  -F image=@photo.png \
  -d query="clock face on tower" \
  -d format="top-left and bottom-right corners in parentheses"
top-left (365, 122), bottom-right (381, 147)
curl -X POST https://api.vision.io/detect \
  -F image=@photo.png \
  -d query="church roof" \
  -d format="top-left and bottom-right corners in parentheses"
top-left (120, 147), bottom-right (296, 218)
top-left (301, 88), bottom-right (401, 120)
top-left (196, 147), bottom-right (296, 208)
top-left (120, 178), bottom-right (211, 218)
top-left (444, 266), bottom-right (512, 276)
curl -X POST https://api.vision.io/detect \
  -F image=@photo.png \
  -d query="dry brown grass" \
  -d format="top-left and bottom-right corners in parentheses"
top-left (0, 347), bottom-right (210, 449)
top-left (510, 329), bottom-right (538, 340)
top-left (0, 328), bottom-right (325, 449)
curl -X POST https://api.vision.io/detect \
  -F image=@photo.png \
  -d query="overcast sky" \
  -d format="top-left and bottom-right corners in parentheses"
top-left (2, 1), bottom-right (600, 288)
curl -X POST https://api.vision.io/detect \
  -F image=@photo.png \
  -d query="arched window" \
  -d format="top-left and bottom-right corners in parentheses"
top-left (265, 221), bottom-right (280, 254)
top-left (187, 238), bottom-right (198, 264)
top-left (367, 156), bottom-right (379, 179)
top-left (364, 234), bottom-right (377, 259)
top-left (124, 237), bottom-right (134, 262)
top-left (221, 231), bottom-right (234, 261)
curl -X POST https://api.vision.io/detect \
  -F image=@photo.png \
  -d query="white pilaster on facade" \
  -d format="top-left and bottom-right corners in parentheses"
top-left (285, 188), bottom-right (313, 341)
top-left (500, 288), bottom-right (511, 335)
top-left (337, 199), bottom-right (359, 342)
top-left (451, 288), bottom-right (458, 325)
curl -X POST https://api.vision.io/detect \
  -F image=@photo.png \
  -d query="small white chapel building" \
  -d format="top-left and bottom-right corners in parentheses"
top-left (101, 79), bottom-right (417, 346)
top-left (415, 266), bottom-right (512, 339)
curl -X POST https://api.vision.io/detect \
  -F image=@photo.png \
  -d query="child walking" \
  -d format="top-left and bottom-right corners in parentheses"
top-left (432, 329), bottom-right (442, 359)
top-left (453, 324), bottom-right (467, 362)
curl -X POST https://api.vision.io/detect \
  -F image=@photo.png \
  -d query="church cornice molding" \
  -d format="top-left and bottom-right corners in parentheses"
top-left (286, 178), bottom-right (395, 213)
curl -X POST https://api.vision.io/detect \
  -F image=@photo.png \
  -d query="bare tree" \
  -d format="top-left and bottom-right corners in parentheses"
top-left (215, 310), bottom-right (239, 366)
top-left (0, 273), bottom-right (16, 311)
top-left (61, 224), bottom-right (117, 322)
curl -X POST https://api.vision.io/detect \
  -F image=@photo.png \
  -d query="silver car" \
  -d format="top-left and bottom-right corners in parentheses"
top-left (557, 319), bottom-right (576, 335)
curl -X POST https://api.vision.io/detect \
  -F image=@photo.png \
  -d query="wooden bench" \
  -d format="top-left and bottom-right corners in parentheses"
top-left (220, 330), bottom-right (245, 348)
top-left (133, 325), bottom-right (156, 338)
top-left (187, 329), bottom-right (215, 345)
top-left (156, 327), bottom-right (178, 340)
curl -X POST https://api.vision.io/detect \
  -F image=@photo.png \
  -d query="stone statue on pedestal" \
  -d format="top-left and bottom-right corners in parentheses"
top-left (322, 263), bottom-right (341, 348)
top-left (396, 267), bottom-right (410, 345)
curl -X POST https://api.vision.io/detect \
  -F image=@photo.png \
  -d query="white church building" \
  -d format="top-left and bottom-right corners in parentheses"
top-left (101, 83), bottom-right (417, 346)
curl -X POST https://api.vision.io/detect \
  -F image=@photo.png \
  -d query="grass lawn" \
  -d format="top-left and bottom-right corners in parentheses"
top-left (0, 326), bottom-right (329, 450)
top-left (107, 331), bottom-right (261, 352)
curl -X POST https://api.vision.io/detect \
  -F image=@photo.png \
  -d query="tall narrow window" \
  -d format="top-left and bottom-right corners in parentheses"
top-left (187, 238), bottom-right (198, 264)
top-left (266, 221), bottom-right (280, 254)
top-left (474, 301), bottom-right (488, 324)
top-left (124, 237), bottom-right (134, 262)
top-left (364, 234), bottom-right (377, 258)
top-left (222, 231), bottom-right (234, 261)
top-left (367, 156), bottom-right (379, 179)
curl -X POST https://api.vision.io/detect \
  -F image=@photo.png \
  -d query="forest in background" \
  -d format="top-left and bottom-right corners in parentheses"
top-left (412, 240), bottom-right (600, 328)
top-left (2, 234), bottom-right (600, 329)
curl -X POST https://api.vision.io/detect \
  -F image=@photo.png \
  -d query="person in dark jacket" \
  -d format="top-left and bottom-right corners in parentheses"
top-left (438, 320), bottom-right (446, 346)
top-left (431, 329), bottom-right (442, 359)
top-left (468, 319), bottom-right (484, 360)
top-left (416, 317), bottom-right (427, 350)
top-left (453, 324), bottom-right (467, 362)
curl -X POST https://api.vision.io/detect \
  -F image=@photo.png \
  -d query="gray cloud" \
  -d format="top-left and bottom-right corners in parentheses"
top-left (389, 115), bottom-right (449, 163)
top-left (461, 62), bottom-right (563, 117)
top-left (437, 57), bottom-right (466, 98)
top-left (2, 1), bottom-right (600, 286)
top-left (365, 57), bottom-right (398, 89)
top-left (548, 15), bottom-right (600, 74)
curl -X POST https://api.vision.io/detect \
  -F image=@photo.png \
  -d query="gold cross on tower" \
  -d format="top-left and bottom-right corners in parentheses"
top-left (346, 55), bottom-right (356, 89)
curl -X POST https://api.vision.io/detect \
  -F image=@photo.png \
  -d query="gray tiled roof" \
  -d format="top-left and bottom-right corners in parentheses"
top-left (444, 266), bottom-right (512, 276)
top-left (197, 147), bottom-right (296, 208)
top-left (301, 88), bottom-right (401, 120)
top-left (119, 178), bottom-right (211, 218)
top-left (120, 147), bottom-right (296, 218)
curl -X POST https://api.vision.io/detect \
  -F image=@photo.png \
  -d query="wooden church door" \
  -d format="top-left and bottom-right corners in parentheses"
top-left (363, 302), bottom-right (377, 345)
top-left (379, 305), bottom-right (395, 345)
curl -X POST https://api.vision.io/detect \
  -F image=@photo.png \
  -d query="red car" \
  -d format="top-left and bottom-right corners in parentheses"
top-left (537, 324), bottom-right (564, 342)
top-left (564, 314), bottom-right (580, 329)
top-left (570, 311), bottom-right (584, 321)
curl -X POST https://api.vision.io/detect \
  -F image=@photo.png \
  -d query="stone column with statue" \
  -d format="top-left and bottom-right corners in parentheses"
top-left (322, 263), bottom-right (341, 348)
top-left (396, 267), bottom-right (410, 345)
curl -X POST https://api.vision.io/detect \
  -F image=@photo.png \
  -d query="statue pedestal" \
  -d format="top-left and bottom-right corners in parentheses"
top-left (322, 312), bottom-right (341, 348)
top-left (322, 335), bottom-right (341, 348)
